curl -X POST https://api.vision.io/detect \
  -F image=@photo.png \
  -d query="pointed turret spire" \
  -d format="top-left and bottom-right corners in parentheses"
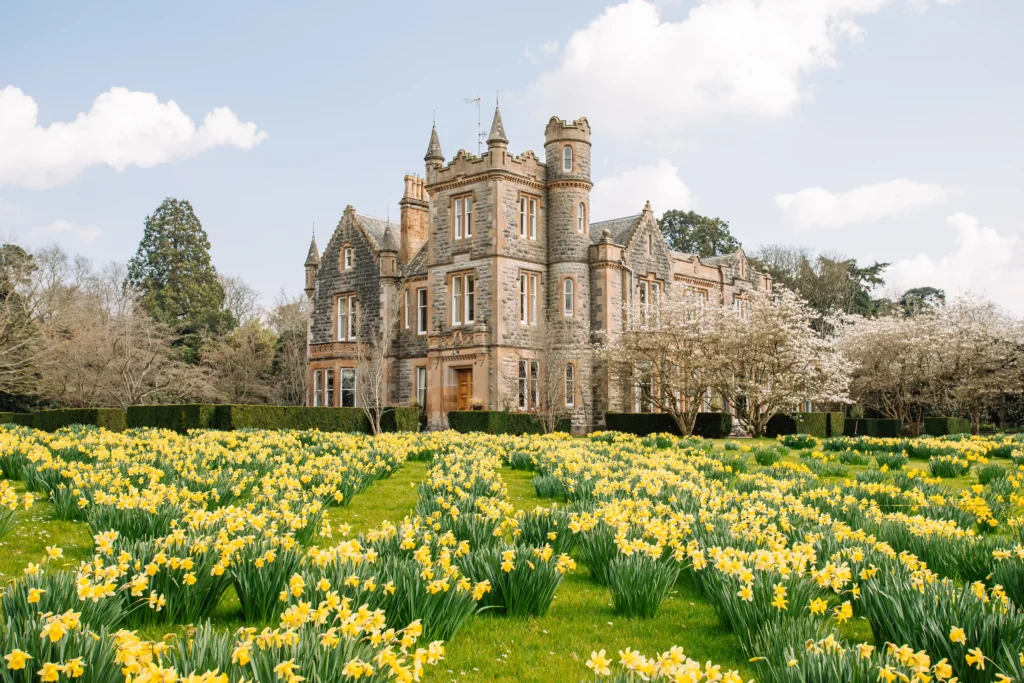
top-left (424, 121), bottom-right (444, 163)
top-left (486, 97), bottom-right (508, 148)
top-left (304, 231), bottom-right (320, 267)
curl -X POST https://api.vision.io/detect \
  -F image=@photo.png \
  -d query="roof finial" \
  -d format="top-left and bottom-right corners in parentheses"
top-left (312, 221), bottom-right (315, 238)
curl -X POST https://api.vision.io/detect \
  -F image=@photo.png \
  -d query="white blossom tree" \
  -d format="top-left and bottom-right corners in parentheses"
top-left (719, 288), bottom-right (850, 436)
top-left (605, 288), bottom-right (731, 435)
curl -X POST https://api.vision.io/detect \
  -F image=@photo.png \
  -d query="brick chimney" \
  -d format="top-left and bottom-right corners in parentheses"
top-left (399, 175), bottom-right (429, 264)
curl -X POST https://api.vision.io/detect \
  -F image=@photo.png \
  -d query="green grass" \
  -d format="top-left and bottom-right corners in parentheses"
top-left (0, 480), bottom-right (93, 581)
top-left (323, 460), bottom-right (430, 535)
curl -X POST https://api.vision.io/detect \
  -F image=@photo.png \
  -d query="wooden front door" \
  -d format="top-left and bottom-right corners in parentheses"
top-left (456, 369), bottom-right (473, 410)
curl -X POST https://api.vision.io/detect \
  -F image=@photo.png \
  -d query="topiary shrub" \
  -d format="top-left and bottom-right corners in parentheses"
top-left (380, 406), bottom-right (420, 433)
top-left (33, 409), bottom-right (126, 432)
top-left (604, 413), bottom-right (681, 436)
top-left (844, 418), bottom-right (901, 437)
top-left (446, 411), bottom-right (561, 435)
top-left (214, 405), bottom-right (370, 432)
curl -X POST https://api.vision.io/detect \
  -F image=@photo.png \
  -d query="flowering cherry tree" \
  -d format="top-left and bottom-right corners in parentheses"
top-left (718, 288), bottom-right (850, 437)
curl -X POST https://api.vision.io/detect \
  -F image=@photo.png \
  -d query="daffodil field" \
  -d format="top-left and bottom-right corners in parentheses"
top-left (0, 425), bottom-right (1023, 682)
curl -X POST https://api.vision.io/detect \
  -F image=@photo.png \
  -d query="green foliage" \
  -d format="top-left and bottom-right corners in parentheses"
top-left (923, 417), bottom-right (971, 436)
top-left (32, 409), bottom-right (126, 432)
top-left (446, 411), bottom-right (567, 435)
top-left (796, 413), bottom-right (829, 438)
top-left (844, 418), bottom-right (901, 437)
top-left (602, 412), bottom-right (731, 438)
top-left (657, 210), bottom-right (740, 256)
top-left (874, 451), bottom-right (909, 470)
top-left (765, 413), bottom-right (796, 438)
top-left (0, 413), bottom-right (33, 427)
top-left (126, 404), bottom-right (218, 431)
top-left (215, 405), bottom-right (368, 432)
top-left (899, 286), bottom-right (946, 316)
top-left (779, 434), bottom-right (816, 449)
top-left (125, 198), bottom-right (233, 360)
top-left (607, 553), bottom-right (680, 619)
top-left (753, 446), bottom-right (785, 466)
top-left (977, 462), bottom-right (1006, 485)
top-left (928, 455), bottom-right (970, 478)
top-left (826, 411), bottom-right (845, 437)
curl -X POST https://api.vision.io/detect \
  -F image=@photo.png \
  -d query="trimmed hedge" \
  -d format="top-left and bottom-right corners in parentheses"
top-left (923, 417), bottom-right (971, 436)
top-left (795, 413), bottom-right (829, 439)
top-left (827, 412), bottom-right (846, 438)
top-left (127, 404), bottom-right (219, 431)
top-left (446, 411), bottom-right (569, 435)
top-left (693, 412), bottom-right (733, 439)
top-left (602, 412), bottom-right (732, 438)
top-left (380, 407), bottom-right (420, 433)
top-left (214, 405), bottom-right (418, 433)
top-left (765, 414), bottom-right (796, 438)
top-left (844, 418), bottom-right (901, 437)
top-left (33, 408), bottom-right (127, 432)
top-left (605, 413), bottom-right (680, 437)
top-left (0, 412), bottom-right (34, 427)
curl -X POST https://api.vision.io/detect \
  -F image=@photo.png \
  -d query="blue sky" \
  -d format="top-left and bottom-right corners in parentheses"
top-left (2, 0), bottom-right (1022, 312)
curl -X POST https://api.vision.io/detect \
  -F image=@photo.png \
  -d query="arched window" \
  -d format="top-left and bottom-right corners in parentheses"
top-left (562, 145), bottom-right (573, 173)
top-left (563, 278), bottom-right (574, 317)
top-left (564, 364), bottom-right (575, 407)
top-left (577, 202), bottom-right (586, 233)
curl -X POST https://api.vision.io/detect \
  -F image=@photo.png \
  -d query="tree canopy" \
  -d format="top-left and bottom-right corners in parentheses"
top-left (657, 210), bottom-right (741, 256)
top-left (126, 198), bottom-right (233, 359)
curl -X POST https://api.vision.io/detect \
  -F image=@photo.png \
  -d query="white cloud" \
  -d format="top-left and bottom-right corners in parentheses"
top-left (888, 213), bottom-right (1024, 315)
top-left (0, 86), bottom-right (269, 190)
top-left (27, 219), bottom-right (103, 243)
top-left (776, 179), bottom-right (955, 231)
top-left (527, 0), bottom-right (961, 138)
top-left (591, 159), bottom-right (692, 221)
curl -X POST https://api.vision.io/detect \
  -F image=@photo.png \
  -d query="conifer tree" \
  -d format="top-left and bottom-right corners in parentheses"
top-left (126, 198), bottom-right (233, 360)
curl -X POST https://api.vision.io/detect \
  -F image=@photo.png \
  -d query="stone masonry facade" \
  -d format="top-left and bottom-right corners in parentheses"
top-left (303, 107), bottom-right (772, 430)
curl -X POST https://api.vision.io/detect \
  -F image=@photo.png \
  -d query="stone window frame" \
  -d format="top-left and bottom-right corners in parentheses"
top-left (562, 276), bottom-right (576, 317)
top-left (416, 287), bottom-right (428, 335)
top-left (335, 293), bottom-right (358, 341)
top-left (562, 145), bottom-right (573, 173)
top-left (339, 367), bottom-right (357, 407)
top-left (448, 270), bottom-right (476, 328)
top-left (415, 365), bottom-right (428, 411)
top-left (403, 288), bottom-right (410, 329)
top-left (452, 193), bottom-right (474, 241)
top-left (636, 276), bottom-right (663, 329)
top-left (564, 362), bottom-right (575, 408)
top-left (518, 358), bottom-right (541, 411)
top-left (519, 269), bottom-right (541, 326)
top-left (577, 202), bottom-right (587, 234)
top-left (518, 192), bottom-right (540, 240)
top-left (342, 244), bottom-right (354, 270)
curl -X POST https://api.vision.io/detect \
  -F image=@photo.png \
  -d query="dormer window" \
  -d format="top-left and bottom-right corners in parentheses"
top-left (344, 247), bottom-right (353, 269)
top-left (562, 145), bottom-right (573, 173)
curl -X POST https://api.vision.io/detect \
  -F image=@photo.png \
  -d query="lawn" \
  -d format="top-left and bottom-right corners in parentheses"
top-left (0, 432), bottom-right (1016, 682)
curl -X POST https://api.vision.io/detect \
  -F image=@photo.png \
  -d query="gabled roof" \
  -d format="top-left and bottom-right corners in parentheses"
top-left (589, 214), bottom-right (641, 246)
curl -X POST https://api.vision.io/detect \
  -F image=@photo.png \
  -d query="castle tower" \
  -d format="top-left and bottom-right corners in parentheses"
top-left (544, 117), bottom-right (593, 428)
top-left (543, 117), bottom-right (592, 341)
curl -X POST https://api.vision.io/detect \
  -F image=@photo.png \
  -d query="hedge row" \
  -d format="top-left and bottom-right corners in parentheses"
top-left (0, 412), bottom-right (34, 427)
top-left (603, 412), bottom-right (733, 439)
top-left (3, 405), bottom-right (420, 434)
top-left (33, 409), bottom-right (127, 433)
top-left (766, 412), bottom-right (848, 438)
top-left (923, 417), bottom-right (971, 436)
top-left (844, 418), bottom-right (902, 437)
top-left (446, 411), bottom-right (571, 435)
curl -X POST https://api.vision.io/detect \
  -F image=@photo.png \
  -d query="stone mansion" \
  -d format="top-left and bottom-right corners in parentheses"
top-left (303, 106), bottom-right (771, 430)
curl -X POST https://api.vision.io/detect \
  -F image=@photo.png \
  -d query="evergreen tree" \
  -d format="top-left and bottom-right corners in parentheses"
top-left (658, 210), bottom-right (741, 256)
top-left (126, 198), bottom-right (233, 360)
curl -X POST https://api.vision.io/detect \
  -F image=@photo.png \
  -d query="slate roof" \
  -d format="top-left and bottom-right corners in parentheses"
top-left (400, 241), bottom-right (429, 279)
top-left (589, 214), bottom-right (641, 245)
top-left (354, 214), bottom-right (396, 250)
